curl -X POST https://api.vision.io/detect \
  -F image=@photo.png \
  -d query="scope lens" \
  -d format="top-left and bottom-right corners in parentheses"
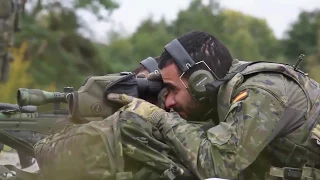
top-left (17, 89), bottom-right (25, 106)
top-left (68, 93), bottom-right (75, 116)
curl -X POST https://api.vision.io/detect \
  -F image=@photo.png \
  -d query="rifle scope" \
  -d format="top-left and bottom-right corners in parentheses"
top-left (17, 87), bottom-right (73, 107)
top-left (67, 73), bottom-right (163, 120)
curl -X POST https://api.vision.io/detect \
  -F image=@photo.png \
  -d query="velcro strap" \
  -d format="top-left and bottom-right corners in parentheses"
top-left (301, 166), bottom-right (320, 179)
top-left (149, 111), bottom-right (164, 126)
top-left (269, 167), bottom-right (302, 179)
top-left (269, 166), bottom-right (320, 180)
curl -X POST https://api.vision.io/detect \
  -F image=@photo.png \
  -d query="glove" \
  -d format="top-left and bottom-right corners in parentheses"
top-left (146, 72), bottom-right (169, 110)
top-left (107, 93), bottom-right (166, 125)
top-left (156, 88), bottom-right (168, 110)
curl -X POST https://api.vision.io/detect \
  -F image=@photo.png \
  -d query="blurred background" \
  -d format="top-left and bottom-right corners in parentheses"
top-left (0, 0), bottom-right (320, 103)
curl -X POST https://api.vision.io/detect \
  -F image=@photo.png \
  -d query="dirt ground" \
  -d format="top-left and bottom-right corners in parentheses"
top-left (0, 151), bottom-right (39, 172)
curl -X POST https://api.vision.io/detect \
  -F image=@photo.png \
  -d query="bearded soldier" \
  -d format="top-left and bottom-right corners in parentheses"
top-left (108, 30), bottom-right (320, 180)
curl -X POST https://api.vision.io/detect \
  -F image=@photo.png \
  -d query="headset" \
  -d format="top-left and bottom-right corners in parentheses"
top-left (164, 39), bottom-right (219, 102)
top-left (140, 57), bottom-right (160, 74)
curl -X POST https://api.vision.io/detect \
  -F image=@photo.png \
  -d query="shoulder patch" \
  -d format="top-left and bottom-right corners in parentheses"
top-left (232, 90), bottom-right (248, 103)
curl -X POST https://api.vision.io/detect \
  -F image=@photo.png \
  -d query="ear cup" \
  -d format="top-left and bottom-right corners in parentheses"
top-left (188, 70), bottom-right (215, 95)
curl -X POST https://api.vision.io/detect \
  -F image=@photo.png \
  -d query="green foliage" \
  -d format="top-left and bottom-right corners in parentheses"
top-left (75, 0), bottom-right (119, 19)
top-left (103, 18), bottom-right (175, 73)
top-left (14, 0), bottom-right (119, 90)
top-left (0, 42), bottom-right (33, 103)
top-left (281, 9), bottom-right (320, 67)
top-left (0, 42), bottom-right (56, 103)
top-left (220, 10), bottom-right (279, 60)
top-left (169, 0), bottom-right (224, 38)
top-left (306, 29), bottom-right (320, 81)
top-left (102, 0), bottom-right (283, 74)
top-left (4, 0), bottom-right (319, 104)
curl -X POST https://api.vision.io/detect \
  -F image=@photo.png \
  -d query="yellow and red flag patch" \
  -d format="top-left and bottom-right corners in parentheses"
top-left (232, 90), bottom-right (248, 103)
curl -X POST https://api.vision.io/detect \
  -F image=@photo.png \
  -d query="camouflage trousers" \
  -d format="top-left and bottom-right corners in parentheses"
top-left (0, 110), bottom-right (196, 180)
top-left (264, 166), bottom-right (320, 180)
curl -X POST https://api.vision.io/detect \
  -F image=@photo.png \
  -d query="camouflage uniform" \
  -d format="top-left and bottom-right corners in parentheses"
top-left (122, 59), bottom-right (320, 180)
top-left (3, 130), bottom-right (45, 168)
top-left (29, 110), bottom-right (197, 180)
top-left (0, 0), bottom-right (21, 82)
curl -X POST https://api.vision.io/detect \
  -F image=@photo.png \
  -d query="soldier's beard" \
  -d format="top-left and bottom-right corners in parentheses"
top-left (173, 100), bottom-right (210, 122)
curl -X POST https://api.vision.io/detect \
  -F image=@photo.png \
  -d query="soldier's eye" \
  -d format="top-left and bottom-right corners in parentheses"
top-left (164, 83), bottom-right (179, 94)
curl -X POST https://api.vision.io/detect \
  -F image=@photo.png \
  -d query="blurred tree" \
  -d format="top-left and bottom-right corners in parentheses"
top-left (0, 42), bottom-right (33, 103)
top-left (220, 10), bottom-right (279, 61)
top-left (10, 0), bottom-right (318, 96)
top-left (306, 29), bottom-right (320, 82)
top-left (102, 38), bottom-right (134, 72)
top-left (169, 0), bottom-right (225, 40)
top-left (15, 0), bottom-right (118, 89)
top-left (103, 18), bottom-right (175, 73)
top-left (0, 42), bottom-right (57, 103)
top-left (130, 19), bottom-right (175, 64)
top-left (104, 0), bottom-right (280, 68)
top-left (281, 9), bottom-right (320, 68)
top-left (228, 29), bottom-right (262, 60)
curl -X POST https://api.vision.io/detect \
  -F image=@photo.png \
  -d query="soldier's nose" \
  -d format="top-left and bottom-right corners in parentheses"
top-left (165, 94), bottom-right (176, 110)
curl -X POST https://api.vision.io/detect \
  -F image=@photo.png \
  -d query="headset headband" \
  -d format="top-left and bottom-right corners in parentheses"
top-left (164, 39), bottom-right (195, 72)
top-left (140, 57), bottom-right (160, 73)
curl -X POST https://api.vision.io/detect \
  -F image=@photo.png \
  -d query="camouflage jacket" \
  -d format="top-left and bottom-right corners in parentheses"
top-left (143, 59), bottom-right (320, 180)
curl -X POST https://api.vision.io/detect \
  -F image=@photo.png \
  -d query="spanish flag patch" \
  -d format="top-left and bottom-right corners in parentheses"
top-left (232, 90), bottom-right (248, 103)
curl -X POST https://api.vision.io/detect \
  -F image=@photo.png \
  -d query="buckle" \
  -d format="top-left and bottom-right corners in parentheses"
top-left (283, 167), bottom-right (302, 180)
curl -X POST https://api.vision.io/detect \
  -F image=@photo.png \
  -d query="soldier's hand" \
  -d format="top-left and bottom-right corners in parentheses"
top-left (147, 72), bottom-right (162, 81)
top-left (107, 93), bottom-right (166, 124)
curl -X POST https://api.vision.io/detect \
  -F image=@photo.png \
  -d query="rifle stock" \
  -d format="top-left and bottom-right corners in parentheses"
top-left (0, 87), bottom-right (74, 157)
top-left (0, 111), bottom-right (68, 135)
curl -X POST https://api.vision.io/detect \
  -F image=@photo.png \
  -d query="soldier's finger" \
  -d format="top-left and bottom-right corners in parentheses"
top-left (136, 73), bottom-right (146, 78)
top-left (147, 72), bottom-right (162, 81)
top-left (107, 93), bottom-right (134, 105)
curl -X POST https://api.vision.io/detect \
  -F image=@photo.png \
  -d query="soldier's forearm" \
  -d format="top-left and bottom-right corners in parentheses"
top-left (156, 87), bottom-right (285, 179)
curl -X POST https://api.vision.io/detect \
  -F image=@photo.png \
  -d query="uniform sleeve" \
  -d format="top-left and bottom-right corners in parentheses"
top-left (156, 87), bottom-right (285, 179)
